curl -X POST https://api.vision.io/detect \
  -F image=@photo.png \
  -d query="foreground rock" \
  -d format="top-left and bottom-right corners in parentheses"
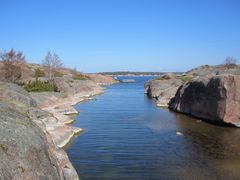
top-left (169, 74), bottom-right (240, 127)
top-left (0, 61), bottom-right (118, 179)
top-left (0, 82), bottom-right (78, 179)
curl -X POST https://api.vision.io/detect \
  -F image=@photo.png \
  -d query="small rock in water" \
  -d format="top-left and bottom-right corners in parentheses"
top-left (176, 131), bottom-right (183, 136)
top-left (196, 120), bottom-right (202, 123)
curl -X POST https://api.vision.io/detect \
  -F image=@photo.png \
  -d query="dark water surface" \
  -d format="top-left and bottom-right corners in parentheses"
top-left (67, 76), bottom-right (240, 180)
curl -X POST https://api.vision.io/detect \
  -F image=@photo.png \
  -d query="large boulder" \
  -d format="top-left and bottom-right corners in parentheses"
top-left (169, 74), bottom-right (240, 127)
top-left (145, 64), bottom-right (240, 108)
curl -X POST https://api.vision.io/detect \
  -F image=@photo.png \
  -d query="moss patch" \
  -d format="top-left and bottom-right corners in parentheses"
top-left (0, 144), bottom-right (8, 153)
top-left (177, 75), bottom-right (193, 82)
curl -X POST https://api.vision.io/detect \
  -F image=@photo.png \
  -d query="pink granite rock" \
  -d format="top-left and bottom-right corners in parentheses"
top-left (169, 74), bottom-right (240, 127)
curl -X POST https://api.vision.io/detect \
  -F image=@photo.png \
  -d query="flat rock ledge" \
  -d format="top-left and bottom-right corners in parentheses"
top-left (35, 90), bottom-right (103, 149)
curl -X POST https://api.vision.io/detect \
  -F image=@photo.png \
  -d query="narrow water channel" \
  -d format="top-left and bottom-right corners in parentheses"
top-left (66, 76), bottom-right (240, 180)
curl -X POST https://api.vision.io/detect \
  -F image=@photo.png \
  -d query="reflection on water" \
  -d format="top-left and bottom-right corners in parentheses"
top-left (66, 76), bottom-right (240, 180)
top-left (174, 113), bottom-right (240, 179)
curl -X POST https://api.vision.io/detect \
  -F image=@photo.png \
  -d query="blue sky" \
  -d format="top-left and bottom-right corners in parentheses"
top-left (1, 0), bottom-right (240, 72)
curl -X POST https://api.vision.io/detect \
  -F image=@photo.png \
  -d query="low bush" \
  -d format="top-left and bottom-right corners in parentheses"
top-left (156, 74), bottom-right (171, 80)
top-left (0, 49), bottom-right (26, 83)
top-left (24, 80), bottom-right (58, 92)
top-left (34, 68), bottom-right (45, 78)
top-left (223, 57), bottom-right (238, 69)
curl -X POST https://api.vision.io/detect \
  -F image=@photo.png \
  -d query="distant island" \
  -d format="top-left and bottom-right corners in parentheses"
top-left (100, 71), bottom-right (183, 76)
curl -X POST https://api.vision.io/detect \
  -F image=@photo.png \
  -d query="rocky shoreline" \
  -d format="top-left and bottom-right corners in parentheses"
top-left (145, 64), bottom-right (240, 127)
top-left (34, 89), bottom-right (104, 149)
top-left (0, 72), bottom-right (117, 179)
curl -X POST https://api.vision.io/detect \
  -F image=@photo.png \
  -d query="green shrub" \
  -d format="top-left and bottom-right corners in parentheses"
top-left (34, 68), bottom-right (45, 78)
top-left (156, 75), bottom-right (171, 80)
top-left (0, 144), bottom-right (8, 153)
top-left (24, 80), bottom-right (58, 92)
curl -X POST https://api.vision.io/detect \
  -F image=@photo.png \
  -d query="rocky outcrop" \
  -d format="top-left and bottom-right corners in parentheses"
top-left (145, 65), bottom-right (240, 107)
top-left (0, 82), bottom-right (37, 107)
top-left (87, 73), bottom-right (118, 85)
top-left (145, 65), bottom-right (240, 127)
top-left (169, 74), bottom-right (240, 127)
top-left (144, 74), bottom-right (185, 107)
top-left (0, 76), bottom-right (112, 179)
top-left (0, 61), bottom-right (118, 179)
top-left (186, 64), bottom-right (240, 77)
top-left (0, 82), bottom-right (78, 179)
top-left (53, 77), bottom-right (103, 95)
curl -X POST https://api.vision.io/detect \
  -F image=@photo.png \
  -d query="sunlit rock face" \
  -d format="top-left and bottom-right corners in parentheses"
top-left (169, 75), bottom-right (240, 127)
top-left (144, 74), bottom-right (184, 107)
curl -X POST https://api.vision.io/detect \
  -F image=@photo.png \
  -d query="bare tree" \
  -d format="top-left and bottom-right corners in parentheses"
top-left (224, 56), bottom-right (237, 69)
top-left (0, 49), bottom-right (25, 83)
top-left (42, 51), bottom-right (63, 81)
